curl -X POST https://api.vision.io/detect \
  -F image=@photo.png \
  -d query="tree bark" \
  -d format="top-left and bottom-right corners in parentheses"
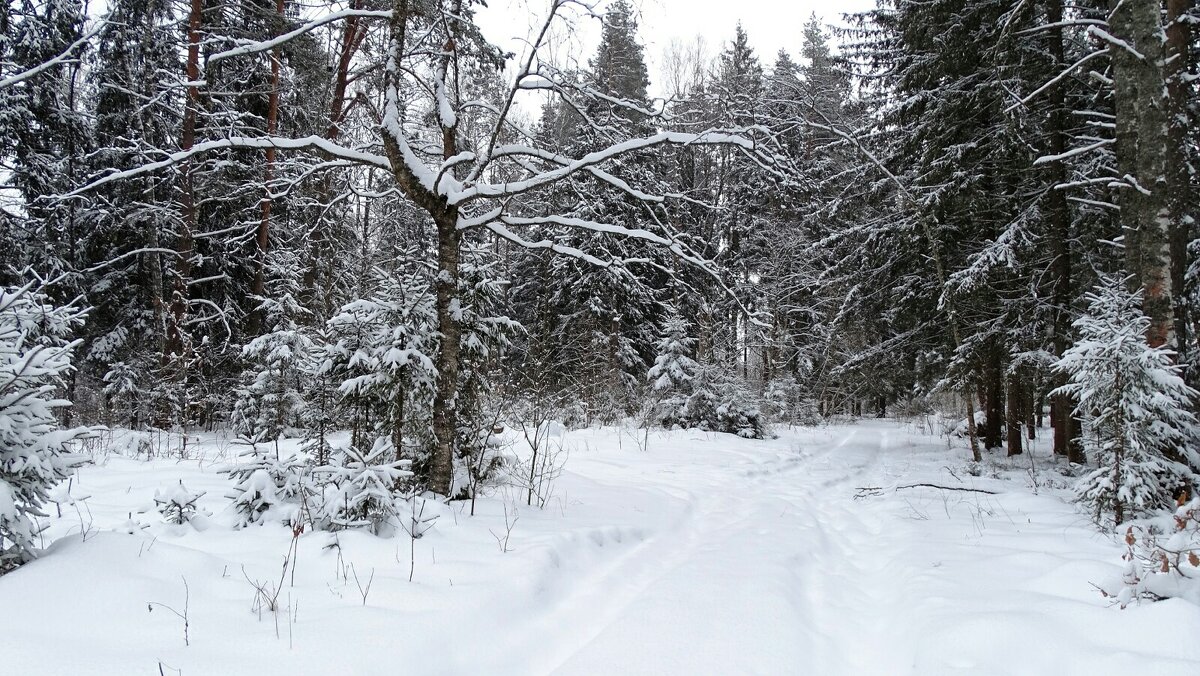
top-left (1111, 0), bottom-right (1173, 348)
top-left (1006, 370), bottom-right (1023, 456)
top-left (248, 0), bottom-right (286, 337)
top-left (165, 0), bottom-right (203, 366)
top-left (1165, 0), bottom-right (1192, 360)
top-left (983, 345), bottom-right (1004, 449)
top-left (430, 214), bottom-right (462, 495)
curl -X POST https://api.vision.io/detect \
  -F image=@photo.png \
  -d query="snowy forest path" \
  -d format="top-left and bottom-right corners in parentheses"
top-left (490, 423), bottom-right (917, 675)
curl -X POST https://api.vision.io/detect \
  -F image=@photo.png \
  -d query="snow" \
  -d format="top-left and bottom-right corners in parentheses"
top-left (3, 422), bottom-right (1200, 674)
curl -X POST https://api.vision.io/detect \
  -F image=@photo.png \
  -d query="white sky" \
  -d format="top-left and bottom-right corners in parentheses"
top-left (475, 0), bottom-right (876, 98)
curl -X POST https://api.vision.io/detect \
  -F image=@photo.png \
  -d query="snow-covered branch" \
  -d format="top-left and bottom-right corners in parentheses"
top-left (71, 136), bottom-right (390, 196)
top-left (209, 9), bottom-right (392, 63)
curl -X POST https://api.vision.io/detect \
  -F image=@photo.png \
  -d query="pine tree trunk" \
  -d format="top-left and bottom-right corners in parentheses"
top-left (984, 346), bottom-right (1004, 449)
top-left (1165, 0), bottom-right (1191, 360)
top-left (1111, 0), bottom-right (1173, 348)
top-left (165, 0), bottom-right (203, 369)
top-left (1046, 0), bottom-right (1078, 457)
top-left (1006, 371), bottom-right (1023, 456)
top-left (249, 0), bottom-right (285, 337)
top-left (302, 0), bottom-right (366, 320)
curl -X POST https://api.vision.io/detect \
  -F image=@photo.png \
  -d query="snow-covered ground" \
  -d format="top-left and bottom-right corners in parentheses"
top-left (4, 420), bottom-right (1200, 675)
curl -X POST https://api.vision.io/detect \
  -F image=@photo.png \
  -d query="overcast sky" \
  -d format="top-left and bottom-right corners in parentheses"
top-left (475, 0), bottom-right (876, 98)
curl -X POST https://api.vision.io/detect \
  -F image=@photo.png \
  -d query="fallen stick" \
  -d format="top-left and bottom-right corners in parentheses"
top-left (895, 483), bottom-right (997, 495)
top-left (854, 483), bottom-right (999, 499)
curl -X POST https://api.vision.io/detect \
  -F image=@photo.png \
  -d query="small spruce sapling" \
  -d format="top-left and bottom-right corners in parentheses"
top-left (1053, 277), bottom-right (1200, 525)
top-left (0, 284), bottom-right (88, 572)
top-left (223, 433), bottom-right (307, 527)
top-left (155, 482), bottom-right (205, 525)
top-left (315, 438), bottom-right (412, 535)
top-left (647, 315), bottom-right (698, 428)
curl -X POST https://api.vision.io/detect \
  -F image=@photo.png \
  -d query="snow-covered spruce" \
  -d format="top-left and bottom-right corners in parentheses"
top-left (1054, 277), bottom-right (1200, 525)
top-left (668, 363), bottom-right (768, 439)
top-left (0, 285), bottom-right (88, 572)
top-left (646, 317), bottom-right (767, 438)
top-left (313, 438), bottom-right (412, 535)
top-left (321, 267), bottom-right (438, 477)
top-left (222, 433), bottom-right (308, 528)
top-left (154, 481), bottom-right (205, 525)
top-left (648, 314), bottom-right (698, 403)
top-left (232, 329), bottom-right (314, 442)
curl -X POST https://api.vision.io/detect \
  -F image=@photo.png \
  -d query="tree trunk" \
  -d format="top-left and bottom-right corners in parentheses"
top-left (983, 346), bottom-right (1004, 449)
top-left (302, 0), bottom-right (367, 320)
top-left (1165, 0), bottom-right (1192, 360)
top-left (165, 0), bottom-right (203, 366)
top-left (430, 214), bottom-right (461, 495)
top-left (1046, 0), bottom-right (1078, 457)
top-left (1025, 382), bottom-right (1036, 440)
top-left (248, 0), bottom-right (285, 337)
top-left (1067, 419), bottom-right (1086, 465)
top-left (1111, 0), bottom-right (1173, 348)
top-left (1006, 371), bottom-right (1023, 456)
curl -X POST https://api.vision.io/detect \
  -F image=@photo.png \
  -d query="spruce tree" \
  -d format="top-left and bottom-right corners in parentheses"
top-left (0, 284), bottom-right (86, 571)
top-left (648, 314), bottom-right (698, 426)
top-left (1055, 277), bottom-right (1200, 525)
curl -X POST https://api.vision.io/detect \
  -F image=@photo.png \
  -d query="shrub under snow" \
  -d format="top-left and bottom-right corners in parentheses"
top-left (1112, 497), bottom-right (1200, 607)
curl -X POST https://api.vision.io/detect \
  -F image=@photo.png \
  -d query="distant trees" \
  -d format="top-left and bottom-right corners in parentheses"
top-left (63, 0), bottom-right (770, 495)
top-left (0, 0), bottom-right (1195, 523)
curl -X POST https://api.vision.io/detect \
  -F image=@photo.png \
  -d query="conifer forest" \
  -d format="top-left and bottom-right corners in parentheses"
top-left (3, 0), bottom-right (1200, 673)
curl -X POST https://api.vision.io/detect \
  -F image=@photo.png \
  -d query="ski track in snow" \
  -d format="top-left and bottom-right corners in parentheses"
top-left (488, 425), bottom-right (907, 675)
top-left (5, 422), bottom-right (1200, 675)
